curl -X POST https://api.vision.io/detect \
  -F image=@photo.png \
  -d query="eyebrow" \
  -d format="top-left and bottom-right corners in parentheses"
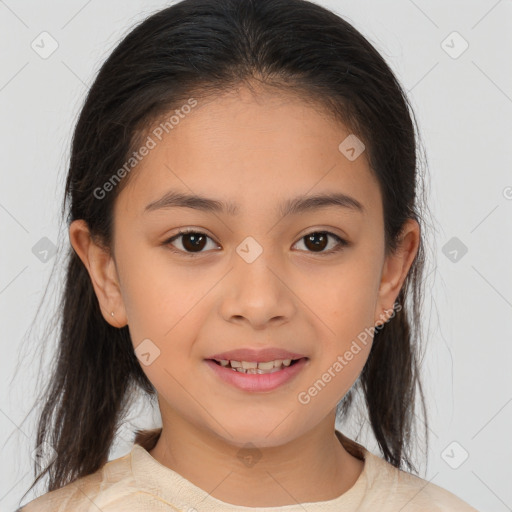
top-left (144, 190), bottom-right (365, 217)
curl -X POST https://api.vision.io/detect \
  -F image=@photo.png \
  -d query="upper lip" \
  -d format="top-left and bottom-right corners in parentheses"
top-left (207, 348), bottom-right (308, 363)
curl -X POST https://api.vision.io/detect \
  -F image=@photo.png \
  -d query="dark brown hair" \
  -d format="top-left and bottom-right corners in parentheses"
top-left (18, 0), bottom-right (433, 505)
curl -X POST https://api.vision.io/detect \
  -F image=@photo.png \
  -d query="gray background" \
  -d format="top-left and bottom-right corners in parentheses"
top-left (1, 0), bottom-right (511, 510)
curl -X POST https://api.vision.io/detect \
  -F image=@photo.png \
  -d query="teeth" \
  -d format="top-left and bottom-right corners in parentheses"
top-left (215, 358), bottom-right (300, 374)
top-left (256, 361), bottom-right (274, 370)
top-left (236, 366), bottom-right (282, 374)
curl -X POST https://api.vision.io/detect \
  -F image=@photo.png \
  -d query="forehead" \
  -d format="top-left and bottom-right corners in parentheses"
top-left (114, 86), bottom-right (381, 220)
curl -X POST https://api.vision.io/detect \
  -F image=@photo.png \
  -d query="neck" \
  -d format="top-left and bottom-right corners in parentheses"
top-left (145, 412), bottom-right (364, 507)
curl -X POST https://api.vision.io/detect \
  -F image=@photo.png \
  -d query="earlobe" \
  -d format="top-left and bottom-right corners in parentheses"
top-left (68, 219), bottom-right (128, 328)
top-left (374, 218), bottom-right (420, 325)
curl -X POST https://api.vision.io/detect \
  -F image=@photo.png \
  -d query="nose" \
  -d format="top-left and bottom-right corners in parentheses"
top-left (219, 248), bottom-right (296, 330)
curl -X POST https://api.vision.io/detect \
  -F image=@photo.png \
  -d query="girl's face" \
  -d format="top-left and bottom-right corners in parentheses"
top-left (73, 84), bottom-right (418, 448)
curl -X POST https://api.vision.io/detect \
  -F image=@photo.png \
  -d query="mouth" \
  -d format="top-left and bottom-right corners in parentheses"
top-left (204, 357), bottom-right (309, 392)
top-left (207, 357), bottom-right (308, 374)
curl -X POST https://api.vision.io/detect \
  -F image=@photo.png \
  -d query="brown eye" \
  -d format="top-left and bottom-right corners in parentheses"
top-left (165, 230), bottom-right (219, 255)
top-left (181, 232), bottom-right (207, 252)
top-left (294, 231), bottom-right (348, 254)
top-left (164, 229), bottom-right (348, 257)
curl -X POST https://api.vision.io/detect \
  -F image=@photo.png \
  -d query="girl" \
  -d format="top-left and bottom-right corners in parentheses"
top-left (17, 0), bottom-right (478, 510)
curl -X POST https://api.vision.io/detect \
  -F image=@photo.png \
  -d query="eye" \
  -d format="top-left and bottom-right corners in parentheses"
top-left (164, 229), bottom-right (220, 256)
top-left (293, 231), bottom-right (349, 255)
top-left (163, 229), bottom-right (349, 257)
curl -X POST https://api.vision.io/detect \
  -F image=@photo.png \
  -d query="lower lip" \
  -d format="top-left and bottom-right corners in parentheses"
top-left (204, 358), bottom-right (309, 392)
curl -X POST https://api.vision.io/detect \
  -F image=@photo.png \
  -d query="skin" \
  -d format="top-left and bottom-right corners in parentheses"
top-left (69, 82), bottom-right (420, 507)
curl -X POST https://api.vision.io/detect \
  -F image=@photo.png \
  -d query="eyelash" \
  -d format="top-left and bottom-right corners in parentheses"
top-left (163, 228), bottom-right (349, 257)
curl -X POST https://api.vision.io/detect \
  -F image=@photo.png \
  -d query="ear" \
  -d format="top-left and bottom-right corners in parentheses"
top-left (68, 219), bottom-right (127, 328)
top-left (374, 218), bottom-right (420, 326)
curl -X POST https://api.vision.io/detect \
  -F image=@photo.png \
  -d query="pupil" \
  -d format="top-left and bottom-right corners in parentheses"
top-left (183, 233), bottom-right (206, 252)
top-left (305, 232), bottom-right (327, 252)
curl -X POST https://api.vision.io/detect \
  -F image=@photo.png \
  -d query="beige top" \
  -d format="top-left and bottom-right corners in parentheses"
top-left (19, 431), bottom-right (479, 512)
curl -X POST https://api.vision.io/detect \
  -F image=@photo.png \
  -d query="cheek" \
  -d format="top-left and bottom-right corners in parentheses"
top-left (118, 247), bottom-right (203, 338)
top-left (303, 257), bottom-right (379, 391)
top-left (123, 265), bottom-right (214, 376)
top-left (312, 258), bottom-right (380, 330)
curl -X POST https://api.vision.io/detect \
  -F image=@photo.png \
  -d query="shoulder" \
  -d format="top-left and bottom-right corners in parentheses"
top-left (360, 449), bottom-right (479, 511)
top-left (18, 450), bottom-right (135, 512)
